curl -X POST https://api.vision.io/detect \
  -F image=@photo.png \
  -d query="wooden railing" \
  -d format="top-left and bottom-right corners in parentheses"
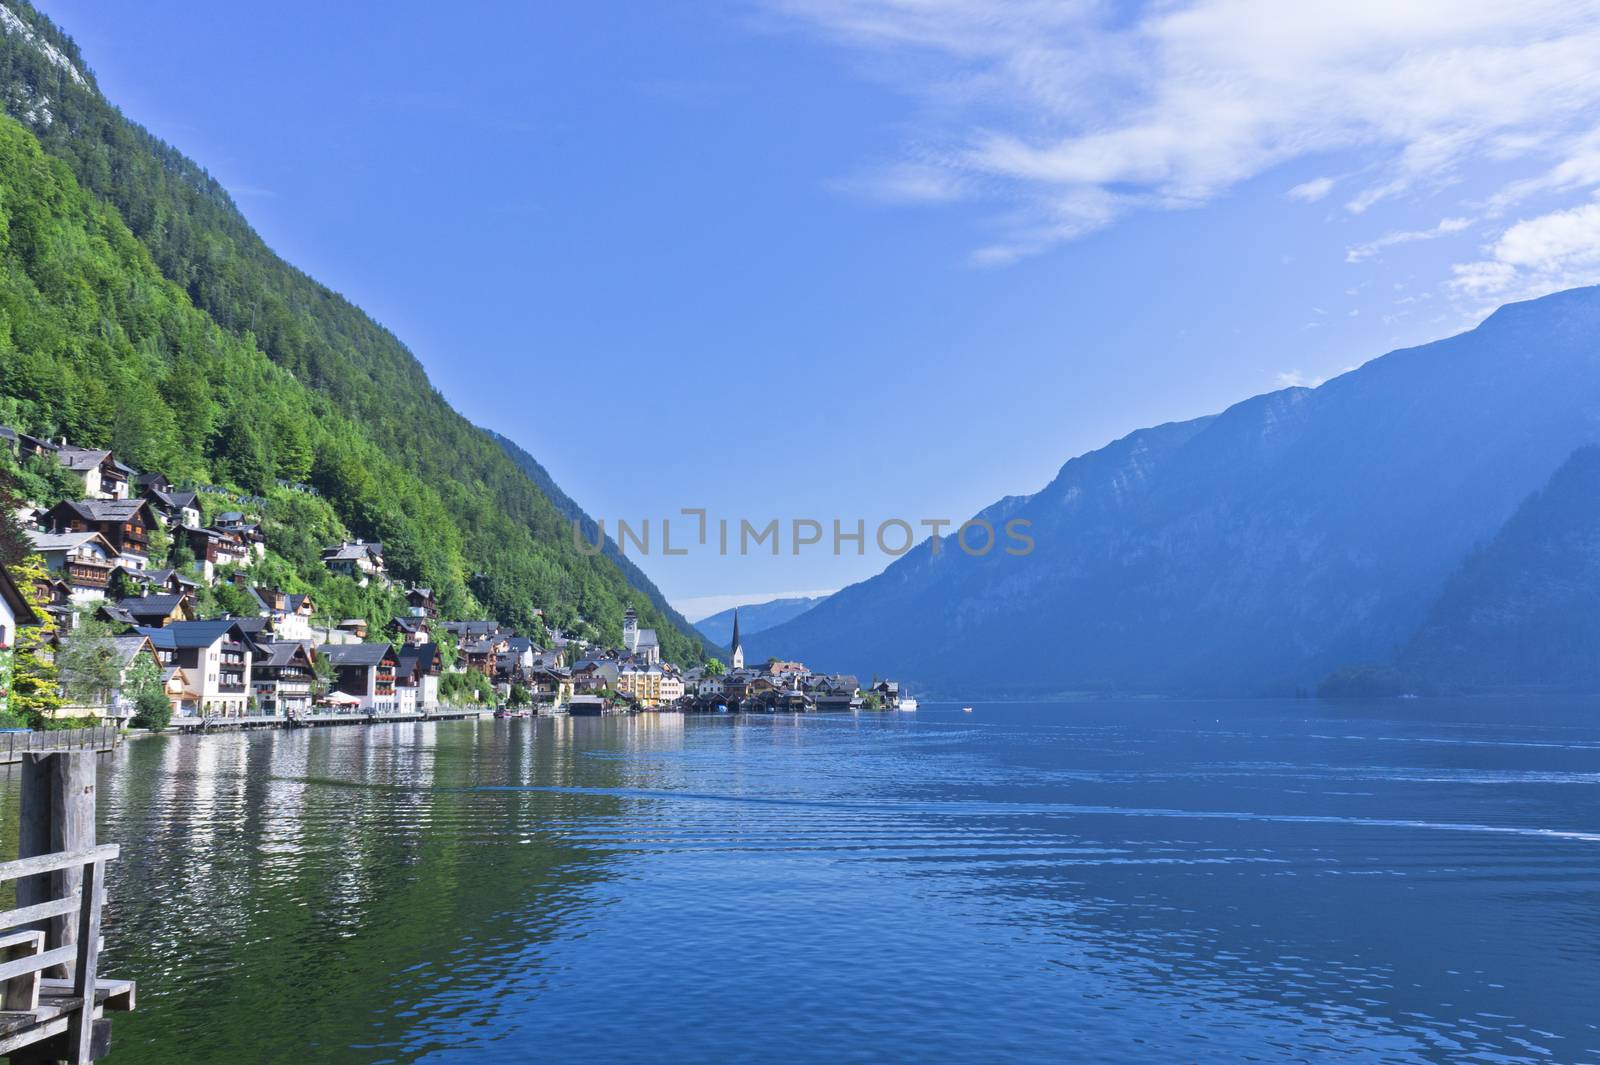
top-left (0, 844), bottom-right (119, 1062)
top-left (0, 752), bottom-right (133, 1063)
top-left (0, 728), bottom-right (120, 764)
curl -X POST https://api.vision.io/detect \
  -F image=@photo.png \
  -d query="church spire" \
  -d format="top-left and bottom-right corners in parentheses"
top-left (730, 608), bottom-right (744, 670)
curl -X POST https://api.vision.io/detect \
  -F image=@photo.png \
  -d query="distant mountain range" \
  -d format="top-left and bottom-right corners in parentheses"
top-left (695, 596), bottom-right (824, 647)
top-left (750, 286), bottom-right (1600, 696)
top-left (1396, 444), bottom-right (1600, 691)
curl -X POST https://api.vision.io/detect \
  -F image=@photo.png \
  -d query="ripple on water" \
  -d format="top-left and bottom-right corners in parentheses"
top-left (21, 703), bottom-right (1599, 1065)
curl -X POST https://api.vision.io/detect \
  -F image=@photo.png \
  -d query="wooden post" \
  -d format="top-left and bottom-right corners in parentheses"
top-left (17, 753), bottom-right (96, 980)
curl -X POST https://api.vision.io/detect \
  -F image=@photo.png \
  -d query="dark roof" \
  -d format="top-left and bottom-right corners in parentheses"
top-left (229, 616), bottom-right (272, 638)
top-left (320, 642), bottom-right (397, 667)
top-left (395, 644), bottom-right (440, 676)
top-left (0, 565), bottom-right (38, 627)
top-left (97, 605), bottom-right (137, 626)
top-left (47, 499), bottom-right (153, 524)
top-left (56, 447), bottom-right (112, 473)
top-left (137, 620), bottom-right (247, 650)
top-left (257, 641), bottom-right (313, 668)
top-left (146, 486), bottom-right (197, 511)
top-left (143, 568), bottom-right (198, 589)
top-left (114, 593), bottom-right (188, 619)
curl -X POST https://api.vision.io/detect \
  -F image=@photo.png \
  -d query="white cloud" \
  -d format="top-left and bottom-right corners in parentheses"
top-left (1287, 176), bottom-right (1336, 202)
top-left (770, 0), bottom-right (1600, 262)
top-left (1451, 200), bottom-right (1600, 301)
top-left (1276, 370), bottom-right (1325, 388)
top-left (1345, 217), bottom-right (1472, 262)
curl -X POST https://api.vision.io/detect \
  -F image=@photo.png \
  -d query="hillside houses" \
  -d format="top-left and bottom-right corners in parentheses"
top-left (322, 540), bottom-right (385, 584)
top-left (26, 530), bottom-right (118, 602)
top-left (0, 426), bottom-right (880, 728)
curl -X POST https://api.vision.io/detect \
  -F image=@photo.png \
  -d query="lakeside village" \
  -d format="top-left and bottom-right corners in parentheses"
top-left (0, 429), bottom-right (913, 731)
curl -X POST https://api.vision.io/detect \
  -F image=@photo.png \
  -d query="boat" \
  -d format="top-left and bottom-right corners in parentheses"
top-left (962, 706), bottom-right (973, 713)
top-left (898, 697), bottom-right (918, 712)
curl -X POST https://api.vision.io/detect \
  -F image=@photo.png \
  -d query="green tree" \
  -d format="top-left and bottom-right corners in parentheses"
top-left (704, 657), bottom-right (726, 676)
top-left (125, 650), bottom-right (171, 730)
top-left (0, 458), bottom-right (30, 566)
top-left (8, 555), bottom-right (62, 726)
top-left (56, 613), bottom-right (122, 705)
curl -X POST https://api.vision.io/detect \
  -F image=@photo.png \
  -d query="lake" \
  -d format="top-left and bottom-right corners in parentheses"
top-left (8, 701), bottom-right (1598, 1064)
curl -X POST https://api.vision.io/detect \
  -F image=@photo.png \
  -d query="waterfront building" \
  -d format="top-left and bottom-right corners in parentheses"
top-left (139, 619), bottom-right (256, 717)
top-left (251, 641), bottom-right (317, 717)
top-left (321, 642), bottom-right (400, 714)
top-left (730, 608), bottom-right (744, 670)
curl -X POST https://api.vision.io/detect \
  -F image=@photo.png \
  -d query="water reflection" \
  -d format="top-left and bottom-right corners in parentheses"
top-left (0, 703), bottom-right (1593, 1064)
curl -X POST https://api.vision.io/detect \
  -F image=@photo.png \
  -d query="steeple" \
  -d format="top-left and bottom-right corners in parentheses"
top-left (730, 608), bottom-right (744, 670)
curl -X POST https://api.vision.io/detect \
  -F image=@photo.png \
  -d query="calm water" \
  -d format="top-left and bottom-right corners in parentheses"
top-left (6, 701), bottom-right (1598, 1064)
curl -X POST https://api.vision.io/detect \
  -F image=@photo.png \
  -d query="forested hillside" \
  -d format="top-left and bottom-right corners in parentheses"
top-left (0, 2), bottom-right (701, 660)
top-left (486, 429), bottom-right (709, 652)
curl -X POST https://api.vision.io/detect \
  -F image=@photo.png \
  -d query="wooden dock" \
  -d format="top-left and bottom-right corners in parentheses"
top-left (0, 752), bottom-right (133, 1063)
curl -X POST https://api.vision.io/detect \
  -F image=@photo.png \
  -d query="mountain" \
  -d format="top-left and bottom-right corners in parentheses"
top-left (695, 596), bottom-right (824, 647)
top-left (0, 3), bottom-right (703, 660)
top-left (750, 286), bottom-right (1600, 696)
top-left (485, 428), bottom-right (705, 649)
top-left (1392, 445), bottom-right (1600, 691)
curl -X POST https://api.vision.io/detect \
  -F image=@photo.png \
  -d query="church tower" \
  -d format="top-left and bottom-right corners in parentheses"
top-left (730, 608), bottom-right (744, 670)
top-left (623, 607), bottom-right (639, 654)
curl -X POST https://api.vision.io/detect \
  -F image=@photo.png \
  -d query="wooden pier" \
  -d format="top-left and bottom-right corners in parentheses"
top-left (0, 751), bottom-right (134, 1063)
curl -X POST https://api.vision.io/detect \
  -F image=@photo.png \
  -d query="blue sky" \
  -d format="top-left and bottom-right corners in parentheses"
top-left (37, 0), bottom-right (1600, 619)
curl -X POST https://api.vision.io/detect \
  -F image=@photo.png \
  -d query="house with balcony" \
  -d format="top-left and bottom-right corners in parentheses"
top-left (42, 499), bottom-right (156, 569)
top-left (570, 658), bottom-right (621, 693)
top-left (251, 641), bottom-right (317, 718)
top-left (322, 540), bottom-right (386, 585)
top-left (55, 447), bottom-right (133, 500)
top-left (139, 474), bottom-right (201, 528)
top-left (387, 615), bottom-right (431, 647)
top-left (405, 586), bottom-right (436, 618)
top-left (321, 642), bottom-right (399, 714)
top-left (215, 512), bottom-right (267, 559)
top-left (180, 525), bottom-right (252, 579)
top-left (398, 639), bottom-right (444, 703)
top-left (248, 588), bottom-right (317, 642)
top-left (26, 530), bottom-right (120, 602)
top-left (395, 642), bottom-right (443, 713)
top-left (112, 566), bottom-right (200, 601)
top-left (462, 635), bottom-right (509, 676)
top-left (137, 619), bottom-right (256, 718)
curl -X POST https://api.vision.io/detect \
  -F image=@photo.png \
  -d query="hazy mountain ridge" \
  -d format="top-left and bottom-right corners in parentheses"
top-left (1395, 444), bottom-right (1600, 691)
top-left (752, 287), bottom-right (1600, 696)
top-left (695, 596), bottom-right (824, 647)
